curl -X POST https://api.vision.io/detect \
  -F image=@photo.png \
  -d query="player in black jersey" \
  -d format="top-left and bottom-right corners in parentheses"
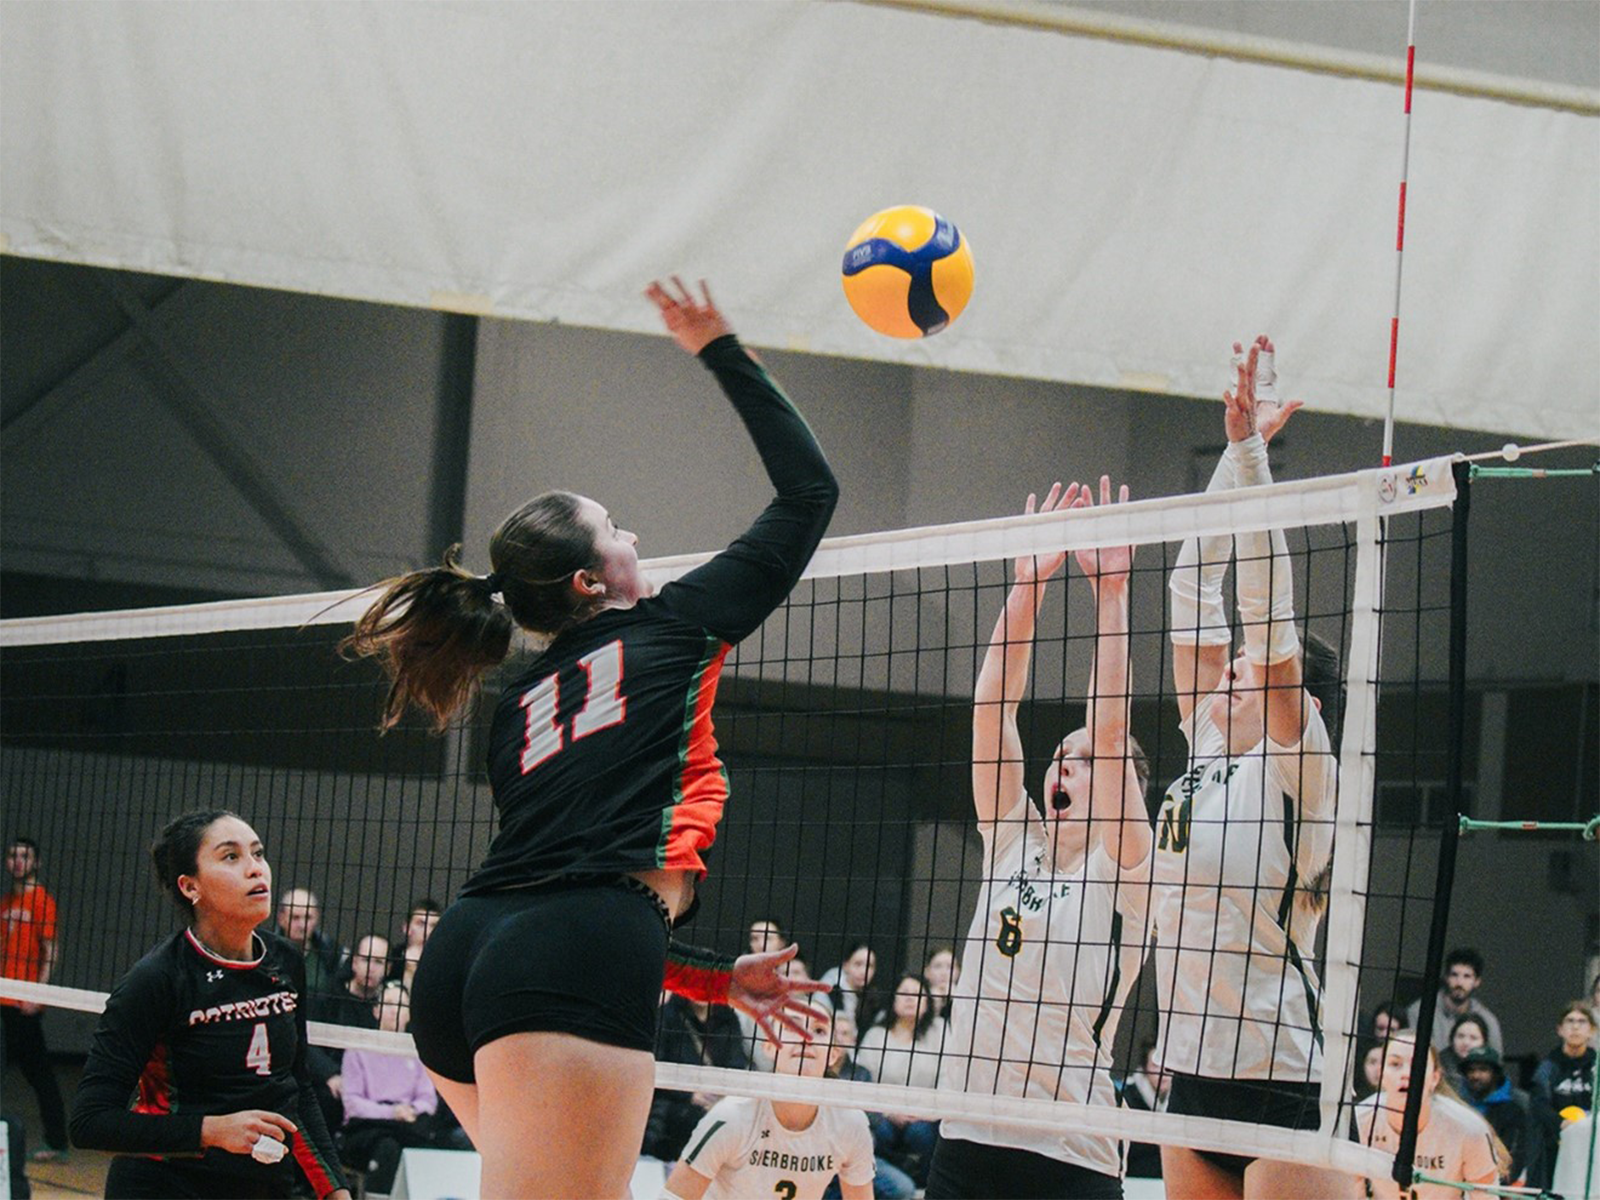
top-left (69, 810), bottom-right (349, 1200)
top-left (343, 278), bottom-right (839, 1197)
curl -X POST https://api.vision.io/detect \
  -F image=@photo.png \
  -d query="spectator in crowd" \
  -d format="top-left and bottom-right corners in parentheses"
top-left (820, 942), bottom-right (878, 1026)
top-left (642, 994), bottom-right (749, 1162)
top-left (1591, 973), bottom-right (1600, 1026)
top-left (385, 899), bottom-right (440, 984)
top-left (1530, 1000), bottom-right (1597, 1191)
top-left (853, 974), bottom-right (941, 1187)
top-left (1371, 1001), bottom-right (1406, 1042)
top-left (1442, 1013), bottom-right (1492, 1096)
top-left (1406, 948), bottom-right (1503, 1055)
top-left (302, 932), bottom-right (392, 1132)
top-left (340, 982), bottom-right (439, 1196)
top-left (317, 934), bottom-right (390, 1029)
top-left (748, 917), bottom-right (788, 956)
top-left (276, 887), bottom-right (345, 997)
top-left (824, 1012), bottom-right (915, 1200)
top-left (1460, 1046), bottom-right (1544, 1187)
top-left (1120, 1039), bottom-right (1168, 1179)
top-left (1532, 1001), bottom-right (1596, 1121)
top-left (921, 948), bottom-right (958, 1024)
top-left (1353, 1038), bottom-right (1385, 1101)
top-left (1, 836), bottom-right (68, 1161)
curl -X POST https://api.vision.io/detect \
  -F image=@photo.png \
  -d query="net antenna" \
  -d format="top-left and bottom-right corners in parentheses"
top-left (1382, 0), bottom-right (1419, 468)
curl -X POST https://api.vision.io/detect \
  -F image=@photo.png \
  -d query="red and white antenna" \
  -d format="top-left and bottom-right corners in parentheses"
top-left (1383, 0), bottom-right (1419, 467)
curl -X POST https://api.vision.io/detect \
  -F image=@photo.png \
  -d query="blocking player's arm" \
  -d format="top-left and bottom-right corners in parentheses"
top-left (1224, 346), bottom-right (1319, 750)
top-left (69, 962), bottom-right (207, 1154)
top-left (655, 332), bottom-right (838, 646)
top-left (1076, 478), bottom-right (1153, 868)
top-left (1168, 447), bottom-right (1236, 725)
top-left (1170, 337), bottom-right (1303, 726)
top-left (973, 484), bottom-right (1079, 825)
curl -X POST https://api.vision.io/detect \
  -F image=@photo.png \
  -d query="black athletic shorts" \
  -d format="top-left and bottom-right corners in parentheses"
top-left (926, 1134), bottom-right (1123, 1200)
top-left (105, 1156), bottom-right (291, 1199)
top-left (1164, 1073), bottom-right (1320, 1177)
top-left (409, 876), bottom-right (671, 1083)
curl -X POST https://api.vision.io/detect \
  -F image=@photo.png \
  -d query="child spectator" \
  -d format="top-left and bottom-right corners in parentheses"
top-left (340, 981), bottom-right (438, 1195)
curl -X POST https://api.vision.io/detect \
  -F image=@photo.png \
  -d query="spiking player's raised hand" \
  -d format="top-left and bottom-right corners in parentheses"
top-left (646, 276), bottom-right (732, 356)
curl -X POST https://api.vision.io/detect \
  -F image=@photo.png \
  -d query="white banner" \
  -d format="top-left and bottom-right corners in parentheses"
top-left (3, 2), bottom-right (1595, 440)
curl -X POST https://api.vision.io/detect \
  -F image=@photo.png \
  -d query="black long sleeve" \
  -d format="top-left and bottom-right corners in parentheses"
top-left (656, 335), bottom-right (838, 644)
top-left (70, 960), bottom-right (207, 1155)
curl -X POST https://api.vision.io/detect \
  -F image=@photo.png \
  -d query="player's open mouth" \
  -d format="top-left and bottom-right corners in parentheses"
top-left (1050, 790), bottom-right (1071, 812)
top-left (248, 887), bottom-right (270, 897)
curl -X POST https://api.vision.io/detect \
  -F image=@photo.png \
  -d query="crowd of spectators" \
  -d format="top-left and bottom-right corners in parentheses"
top-left (266, 888), bottom-right (468, 1194)
top-left (1352, 946), bottom-right (1599, 1195)
top-left (5, 837), bottom-right (1598, 1198)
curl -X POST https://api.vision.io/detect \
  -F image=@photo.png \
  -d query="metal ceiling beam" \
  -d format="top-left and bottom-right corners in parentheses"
top-left (100, 273), bottom-right (356, 590)
top-left (1, 280), bottom-right (205, 448)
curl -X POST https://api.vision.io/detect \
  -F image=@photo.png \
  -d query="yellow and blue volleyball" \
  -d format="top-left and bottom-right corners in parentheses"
top-left (840, 206), bottom-right (974, 339)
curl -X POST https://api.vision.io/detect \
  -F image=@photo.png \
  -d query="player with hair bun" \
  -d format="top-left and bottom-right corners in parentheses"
top-left (343, 278), bottom-right (838, 1197)
top-left (1153, 339), bottom-right (1349, 1200)
top-left (69, 810), bottom-right (349, 1200)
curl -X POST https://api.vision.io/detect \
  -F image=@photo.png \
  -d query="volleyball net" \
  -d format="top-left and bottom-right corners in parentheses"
top-left (0, 455), bottom-right (1467, 1180)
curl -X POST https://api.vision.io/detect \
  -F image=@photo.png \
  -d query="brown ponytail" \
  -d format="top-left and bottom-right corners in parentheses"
top-left (343, 491), bottom-right (603, 732)
top-left (341, 546), bottom-right (513, 731)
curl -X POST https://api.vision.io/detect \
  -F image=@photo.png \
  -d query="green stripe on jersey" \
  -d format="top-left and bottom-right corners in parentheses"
top-left (658, 635), bottom-right (727, 867)
top-left (685, 1119), bottom-right (726, 1165)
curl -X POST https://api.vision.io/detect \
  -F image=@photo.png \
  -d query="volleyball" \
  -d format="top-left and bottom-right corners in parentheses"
top-left (840, 205), bottom-right (974, 338)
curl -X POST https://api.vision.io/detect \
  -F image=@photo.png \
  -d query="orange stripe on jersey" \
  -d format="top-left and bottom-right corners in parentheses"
top-left (660, 638), bottom-right (731, 875)
top-left (133, 1042), bottom-right (172, 1114)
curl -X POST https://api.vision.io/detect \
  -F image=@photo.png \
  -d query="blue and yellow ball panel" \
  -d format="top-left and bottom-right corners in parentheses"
top-left (841, 205), bottom-right (974, 339)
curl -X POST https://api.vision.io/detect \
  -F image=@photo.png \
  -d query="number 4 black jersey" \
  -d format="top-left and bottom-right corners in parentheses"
top-left (464, 335), bottom-right (838, 894)
top-left (69, 928), bottom-right (345, 1198)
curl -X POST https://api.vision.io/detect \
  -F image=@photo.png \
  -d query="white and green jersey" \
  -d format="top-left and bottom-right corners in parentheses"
top-left (1150, 706), bottom-right (1337, 1082)
top-left (939, 791), bottom-right (1151, 1176)
top-left (676, 1096), bottom-right (875, 1200)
